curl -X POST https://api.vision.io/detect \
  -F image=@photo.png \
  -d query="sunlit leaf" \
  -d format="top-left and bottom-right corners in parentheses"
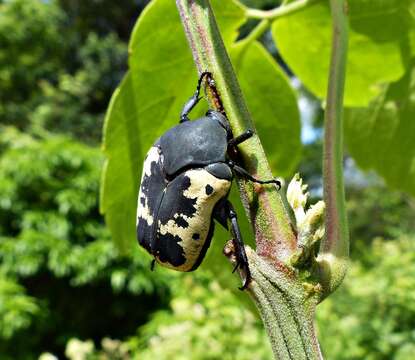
top-left (344, 65), bottom-right (415, 196)
top-left (232, 41), bottom-right (301, 176)
top-left (101, 0), bottom-right (194, 253)
top-left (210, 0), bottom-right (246, 44)
top-left (100, 74), bottom-right (142, 252)
top-left (273, 0), bottom-right (409, 106)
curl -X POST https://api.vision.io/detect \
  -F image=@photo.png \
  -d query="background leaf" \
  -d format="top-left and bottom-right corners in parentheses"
top-left (232, 41), bottom-right (301, 176)
top-left (344, 64), bottom-right (415, 196)
top-left (100, 74), bottom-right (141, 252)
top-left (272, 0), bottom-right (409, 106)
top-left (101, 0), bottom-right (194, 253)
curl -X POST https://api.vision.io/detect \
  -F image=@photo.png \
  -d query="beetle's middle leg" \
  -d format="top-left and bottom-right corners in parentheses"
top-left (180, 71), bottom-right (211, 123)
top-left (227, 129), bottom-right (254, 148)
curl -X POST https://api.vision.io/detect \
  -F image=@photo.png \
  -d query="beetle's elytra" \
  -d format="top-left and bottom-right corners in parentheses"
top-left (136, 72), bottom-right (280, 289)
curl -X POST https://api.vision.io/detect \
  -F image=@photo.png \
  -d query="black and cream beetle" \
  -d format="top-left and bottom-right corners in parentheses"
top-left (136, 72), bottom-right (280, 289)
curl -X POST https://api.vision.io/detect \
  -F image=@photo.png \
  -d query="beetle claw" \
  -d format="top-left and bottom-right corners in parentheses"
top-left (238, 266), bottom-right (251, 290)
top-left (233, 249), bottom-right (252, 290)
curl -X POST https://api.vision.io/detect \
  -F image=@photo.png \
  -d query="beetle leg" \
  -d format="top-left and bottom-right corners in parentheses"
top-left (227, 129), bottom-right (254, 148)
top-left (213, 199), bottom-right (251, 290)
top-left (231, 163), bottom-right (281, 190)
top-left (150, 259), bottom-right (156, 271)
top-left (212, 198), bottom-right (229, 229)
top-left (226, 130), bottom-right (281, 189)
top-left (227, 201), bottom-right (252, 290)
top-left (180, 71), bottom-right (211, 123)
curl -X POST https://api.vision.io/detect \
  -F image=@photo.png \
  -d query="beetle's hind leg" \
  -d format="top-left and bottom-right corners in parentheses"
top-left (213, 199), bottom-right (252, 290)
top-left (180, 71), bottom-right (211, 123)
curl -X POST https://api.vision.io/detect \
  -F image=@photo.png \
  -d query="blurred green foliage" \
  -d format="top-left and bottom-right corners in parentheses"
top-left (0, 129), bottom-right (173, 358)
top-left (0, 0), bottom-right (128, 142)
top-left (31, 32), bottom-right (127, 142)
top-left (0, 277), bottom-right (39, 339)
top-left (348, 185), bottom-right (415, 247)
top-left (0, 0), bottom-right (67, 128)
top-left (318, 235), bottom-right (415, 360)
top-left (57, 275), bottom-right (273, 360)
top-left (134, 276), bottom-right (272, 360)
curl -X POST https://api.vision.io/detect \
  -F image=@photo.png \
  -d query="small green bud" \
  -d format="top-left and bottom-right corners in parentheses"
top-left (287, 174), bottom-right (326, 267)
top-left (287, 173), bottom-right (309, 225)
top-left (298, 200), bottom-right (325, 248)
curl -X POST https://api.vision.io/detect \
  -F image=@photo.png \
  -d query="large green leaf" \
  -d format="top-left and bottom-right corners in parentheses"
top-left (273, 0), bottom-right (409, 106)
top-left (100, 74), bottom-right (141, 252)
top-left (210, 0), bottom-right (246, 44)
top-left (231, 41), bottom-right (301, 176)
top-left (100, 0), bottom-right (301, 282)
top-left (101, 0), bottom-right (194, 253)
top-left (344, 65), bottom-right (415, 196)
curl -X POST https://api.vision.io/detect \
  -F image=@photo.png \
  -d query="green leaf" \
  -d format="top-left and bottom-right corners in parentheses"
top-left (100, 74), bottom-right (142, 252)
top-left (231, 41), bottom-right (301, 176)
top-left (344, 65), bottom-right (415, 196)
top-left (101, 0), bottom-right (195, 252)
top-left (273, 1), bottom-right (409, 106)
top-left (210, 0), bottom-right (246, 44)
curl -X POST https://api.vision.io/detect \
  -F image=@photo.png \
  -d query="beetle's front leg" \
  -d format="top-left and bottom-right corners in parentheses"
top-left (180, 71), bottom-right (211, 122)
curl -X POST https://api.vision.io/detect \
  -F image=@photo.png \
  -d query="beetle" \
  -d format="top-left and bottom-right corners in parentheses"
top-left (136, 72), bottom-right (280, 289)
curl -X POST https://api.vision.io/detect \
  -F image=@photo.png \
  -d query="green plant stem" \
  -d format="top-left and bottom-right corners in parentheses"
top-left (246, 249), bottom-right (322, 360)
top-left (317, 0), bottom-right (349, 298)
top-left (235, 20), bottom-right (269, 56)
top-left (176, 1), bottom-right (323, 359)
top-left (223, 244), bottom-right (322, 360)
top-left (245, 0), bottom-right (319, 21)
top-left (176, 0), bottom-right (296, 262)
top-left (242, 19), bottom-right (270, 45)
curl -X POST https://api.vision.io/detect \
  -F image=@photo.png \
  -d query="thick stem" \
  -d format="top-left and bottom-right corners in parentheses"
top-left (248, 250), bottom-right (322, 360)
top-left (177, 2), bottom-right (323, 359)
top-left (225, 245), bottom-right (323, 360)
top-left (176, 0), bottom-right (296, 262)
top-left (317, 0), bottom-right (349, 298)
